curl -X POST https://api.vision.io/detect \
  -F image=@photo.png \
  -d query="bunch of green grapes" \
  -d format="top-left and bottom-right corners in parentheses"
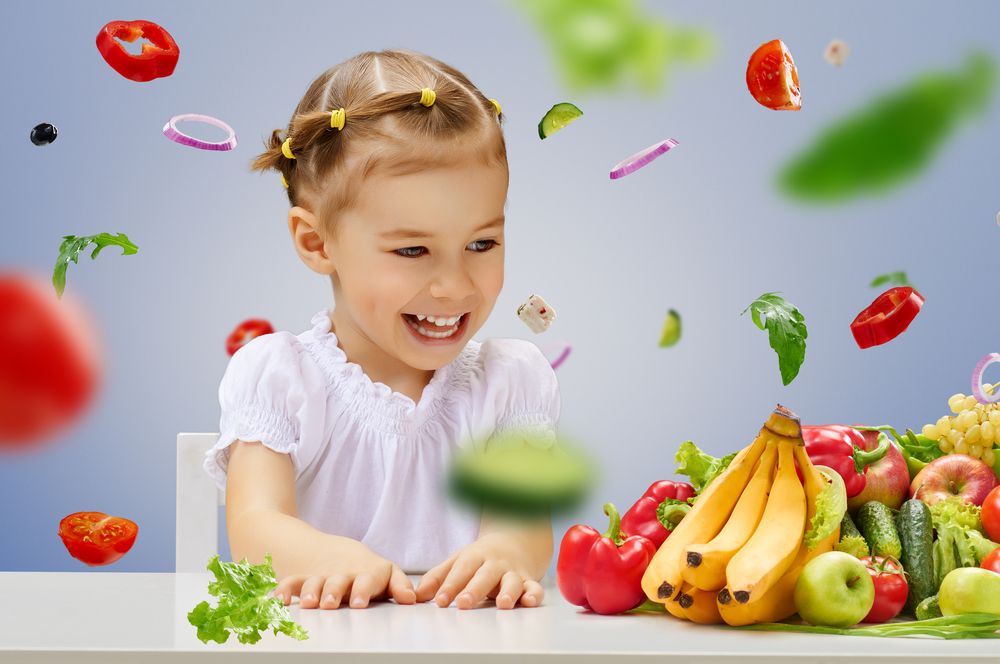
top-left (921, 385), bottom-right (1000, 466)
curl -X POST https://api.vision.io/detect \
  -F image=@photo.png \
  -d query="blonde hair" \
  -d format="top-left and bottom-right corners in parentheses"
top-left (252, 49), bottom-right (507, 225)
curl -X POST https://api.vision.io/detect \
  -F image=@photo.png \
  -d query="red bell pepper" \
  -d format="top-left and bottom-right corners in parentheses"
top-left (556, 502), bottom-right (657, 615)
top-left (96, 20), bottom-right (180, 82)
top-left (621, 480), bottom-right (695, 547)
top-left (850, 286), bottom-right (924, 349)
top-left (802, 425), bottom-right (889, 498)
top-left (226, 319), bottom-right (274, 356)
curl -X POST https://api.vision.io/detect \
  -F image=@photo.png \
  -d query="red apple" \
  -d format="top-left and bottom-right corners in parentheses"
top-left (847, 431), bottom-right (911, 513)
top-left (910, 454), bottom-right (999, 507)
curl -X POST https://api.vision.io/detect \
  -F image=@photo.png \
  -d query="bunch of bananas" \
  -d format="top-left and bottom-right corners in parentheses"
top-left (641, 405), bottom-right (843, 625)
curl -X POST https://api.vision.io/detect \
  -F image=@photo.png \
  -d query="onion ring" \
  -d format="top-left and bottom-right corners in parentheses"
top-left (162, 113), bottom-right (237, 151)
top-left (972, 353), bottom-right (1000, 404)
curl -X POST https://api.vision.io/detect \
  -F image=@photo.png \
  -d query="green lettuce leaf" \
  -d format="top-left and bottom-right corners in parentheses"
top-left (929, 497), bottom-right (1000, 586)
top-left (741, 292), bottom-right (808, 386)
top-left (187, 554), bottom-right (308, 645)
top-left (674, 441), bottom-right (735, 492)
top-left (804, 466), bottom-right (848, 550)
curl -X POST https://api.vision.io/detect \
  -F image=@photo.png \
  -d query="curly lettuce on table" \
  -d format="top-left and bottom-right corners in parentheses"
top-left (929, 497), bottom-right (1000, 586)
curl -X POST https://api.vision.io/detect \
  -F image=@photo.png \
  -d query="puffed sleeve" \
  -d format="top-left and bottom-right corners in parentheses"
top-left (476, 338), bottom-right (562, 444)
top-left (203, 332), bottom-right (328, 492)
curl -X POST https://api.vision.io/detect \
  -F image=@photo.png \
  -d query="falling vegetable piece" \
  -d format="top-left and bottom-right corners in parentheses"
top-left (746, 39), bottom-right (801, 110)
top-left (163, 114), bottom-right (238, 151)
top-left (30, 123), bottom-right (58, 146)
top-left (58, 511), bottom-right (138, 566)
top-left (780, 53), bottom-right (996, 203)
top-left (610, 138), bottom-right (678, 179)
top-left (741, 292), bottom-right (808, 386)
top-left (226, 319), bottom-right (275, 356)
top-left (548, 343), bottom-right (572, 370)
top-left (972, 354), bottom-right (1000, 405)
top-left (869, 271), bottom-right (911, 288)
top-left (658, 309), bottom-right (682, 347)
top-left (850, 286), bottom-right (924, 349)
top-left (538, 102), bottom-right (583, 139)
top-left (517, 294), bottom-right (556, 333)
top-left (52, 233), bottom-right (138, 297)
top-left (95, 20), bottom-right (180, 82)
top-left (824, 40), bottom-right (850, 67)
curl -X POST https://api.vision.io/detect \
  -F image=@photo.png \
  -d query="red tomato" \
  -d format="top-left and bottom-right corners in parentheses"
top-left (746, 39), bottom-right (801, 110)
top-left (860, 555), bottom-right (908, 623)
top-left (981, 549), bottom-right (1000, 574)
top-left (0, 273), bottom-right (101, 448)
top-left (226, 318), bottom-right (274, 356)
top-left (58, 511), bottom-right (138, 566)
top-left (983, 486), bottom-right (1000, 543)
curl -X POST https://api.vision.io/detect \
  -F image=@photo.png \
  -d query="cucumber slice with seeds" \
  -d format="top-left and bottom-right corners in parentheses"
top-left (538, 102), bottom-right (583, 139)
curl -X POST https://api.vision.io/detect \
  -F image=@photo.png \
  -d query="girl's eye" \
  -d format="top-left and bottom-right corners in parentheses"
top-left (394, 246), bottom-right (426, 258)
top-left (393, 240), bottom-right (499, 258)
top-left (468, 239), bottom-right (499, 252)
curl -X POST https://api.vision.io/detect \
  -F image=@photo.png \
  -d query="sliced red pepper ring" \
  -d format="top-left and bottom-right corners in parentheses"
top-left (850, 286), bottom-right (924, 349)
top-left (96, 20), bottom-right (180, 82)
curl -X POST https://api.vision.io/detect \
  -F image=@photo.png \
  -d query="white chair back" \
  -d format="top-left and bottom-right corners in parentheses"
top-left (175, 432), bottom-right (224, 573)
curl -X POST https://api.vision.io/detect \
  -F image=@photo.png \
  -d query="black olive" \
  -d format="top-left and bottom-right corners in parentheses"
top-left (30, 123), bottom-right (58, 146)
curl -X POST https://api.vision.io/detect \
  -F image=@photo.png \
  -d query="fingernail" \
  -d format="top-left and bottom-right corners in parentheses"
top-left (351, 597), bottom-right (365, 608)
top-left (436, 592), bottom-right (449, 605)
top-left (302, 593), bottom-right (315, 603)
top-left (498, 593), bottom-right (512, 605)
top-left (524, 594), bottom-right (537, 605)
top-left (322, 594), bottom-right (335, 605)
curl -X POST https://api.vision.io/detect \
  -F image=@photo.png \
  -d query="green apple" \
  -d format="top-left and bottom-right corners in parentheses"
top-left (794, 551), bottom-right (875, 627)
top-left (939, 567), bottom-right (1000, 616)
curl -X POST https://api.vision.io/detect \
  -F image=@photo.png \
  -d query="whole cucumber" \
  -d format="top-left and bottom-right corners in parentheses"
top-left (856, 501), bottom-right (902, 560)
top-left (897, 498), bottom-right (936, 615)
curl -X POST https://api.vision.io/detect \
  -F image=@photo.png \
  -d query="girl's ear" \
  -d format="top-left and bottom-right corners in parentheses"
top-left (288, 205), bottom-right (336, 275)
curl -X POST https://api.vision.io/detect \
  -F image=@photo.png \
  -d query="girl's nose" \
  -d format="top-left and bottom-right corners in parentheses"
top-left (428, 264), bottom-right (476, 300)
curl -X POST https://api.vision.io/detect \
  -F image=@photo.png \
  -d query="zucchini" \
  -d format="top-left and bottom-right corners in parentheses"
top-left (914, 595), bottom-right (941, 620)
top-left (538, 102), bottom-right (583, 139)
top-left (897, 498), bottom-right (936, 615)
top-left (834, 511), bottom-right (870, 559)
top-left (856, 501), bottom-right (901, 560)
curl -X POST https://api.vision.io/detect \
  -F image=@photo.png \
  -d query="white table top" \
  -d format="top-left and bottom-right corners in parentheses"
top-left (1, 572), bottom-right (996, 663)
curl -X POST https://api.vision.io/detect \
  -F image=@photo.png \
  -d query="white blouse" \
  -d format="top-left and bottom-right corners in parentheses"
top-left (204, 310), bottom-right (561, 573)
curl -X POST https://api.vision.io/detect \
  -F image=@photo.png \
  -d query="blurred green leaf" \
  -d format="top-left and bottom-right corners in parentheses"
top-left (870, 271), bottom-right (912, 288)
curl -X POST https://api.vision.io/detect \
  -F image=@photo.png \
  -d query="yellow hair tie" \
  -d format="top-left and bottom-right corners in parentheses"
top-left (280, 173), bottom-right (289, 189)
top-left (419, 87), bottom-right (436, 107)
top-left (489, 99), bottom-right (502, 116)
top-left (281, 137), bottom-right (295, 160)
top-left (329, 107), bottom-right (346, 131)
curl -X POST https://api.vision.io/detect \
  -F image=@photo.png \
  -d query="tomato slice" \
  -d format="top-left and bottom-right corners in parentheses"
top-left (850, 286), bottom-right (925, 349)
top-left (746, 39), bottom-right (801, 110)
top-left (226, 318), bottom-right (274, 356)
top-left (58, 511), bottom-right (138, 566)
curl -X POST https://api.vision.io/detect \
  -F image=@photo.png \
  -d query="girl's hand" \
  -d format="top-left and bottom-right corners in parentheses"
top-left (272, 543), bottom-right (416, 610)
top-left (414, 532), bottom-right (545, 610)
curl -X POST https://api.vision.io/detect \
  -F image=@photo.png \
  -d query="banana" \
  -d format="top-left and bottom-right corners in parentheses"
top-left (641, 427), bottom-right (770, 604)
top-left (682, 440), bottom-right (778, 591)
top-left (676, 583), bottom-right (724, 625)
top-left (724, 436), bottom-right (807, 603)
top-left (662, 587), bottom-right (689, 620)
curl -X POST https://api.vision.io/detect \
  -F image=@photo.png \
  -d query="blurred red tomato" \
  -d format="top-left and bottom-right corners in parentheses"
top-left (226, 318), bottom-right (274, 356)
top-left (58, 511), bottom-right (138, 566)
top-left (0, 273), bottom-right (101, 449)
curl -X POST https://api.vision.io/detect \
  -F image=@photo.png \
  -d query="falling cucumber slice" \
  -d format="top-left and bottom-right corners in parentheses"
top-left (659, 309), bottom-right (682, 347)
top-left (538, 102), bottom-right (583, 139)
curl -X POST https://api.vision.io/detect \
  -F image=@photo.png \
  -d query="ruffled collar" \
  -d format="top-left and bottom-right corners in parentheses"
top-left (301, 309), bottom-right (473, 427)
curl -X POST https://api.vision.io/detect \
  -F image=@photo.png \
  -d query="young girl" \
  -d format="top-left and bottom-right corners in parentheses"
top-left (203, 49), bottom-right (560, 611)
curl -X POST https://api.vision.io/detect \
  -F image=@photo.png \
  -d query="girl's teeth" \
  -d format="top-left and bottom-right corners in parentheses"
top-left (406, 315), bottom-right (461, 339)
top-left (416, 314), bottom-right (427, 321)
top-left (422, 315), bottom-right (461, 326)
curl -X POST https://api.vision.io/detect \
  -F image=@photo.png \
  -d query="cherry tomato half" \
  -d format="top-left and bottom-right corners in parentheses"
top-left (746, 39), bottom-right (801, 111)
top-left (982, 485), bottom-right (1000, 543)
top-left (225, 318), bottom-right (274, 356)
top-left (58, 511), bottom-right (138, 566)
top-left (860, 555), bottom-right (908, 623)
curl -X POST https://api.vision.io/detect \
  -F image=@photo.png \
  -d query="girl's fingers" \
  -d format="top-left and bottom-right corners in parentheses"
top-left (273, 575), bottom-right (310, 605)
top-left (415, 553), bottom-right (458, 602)
top-left (494, 571), bottom-right (526, 610)
top-left (298, 576), bottom-right (327, 609)
top-left (434, 555), bottom-right (484, 608)
top-left (455, 564), bottom-right (506, 610)
top-left (520, 579), bottom-right (545, 607)
top-left (388, 565), bottom-right (416, 605)
top-left (349, 572), bottom-right (381, 609)
top-left (319, 574), bottom-right (353, 610)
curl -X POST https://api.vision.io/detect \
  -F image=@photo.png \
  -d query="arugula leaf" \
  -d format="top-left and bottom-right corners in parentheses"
top-left (870, 271), bottom-right (912, 288)
top-left (741, 292), bottom-right (808, 386)
top-left (187, 554), bottom-right (308, 645)
top-left (52, 232), bottom-right (138, 297)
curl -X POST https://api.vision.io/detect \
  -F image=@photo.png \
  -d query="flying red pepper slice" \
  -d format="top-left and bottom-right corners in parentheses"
top-left (621, 480), bottom-right (695, 547)
top-left (850, 286), bottom-right (925, 349)
top-left (96, 20), bottom-right (180, 82)
top-left (556, 502), bottom-right (657, 615)
top-left (226, 319), bottom-right (275, 356)
top-left (802, 425), bottom-right (889, 498)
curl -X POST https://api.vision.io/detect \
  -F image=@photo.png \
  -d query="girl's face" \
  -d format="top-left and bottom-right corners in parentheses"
top-left (325, 155), bottom-right (508, 372)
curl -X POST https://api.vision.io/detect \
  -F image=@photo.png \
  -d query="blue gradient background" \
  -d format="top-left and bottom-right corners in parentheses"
top-left (1, 0), bottom-right (998, 573)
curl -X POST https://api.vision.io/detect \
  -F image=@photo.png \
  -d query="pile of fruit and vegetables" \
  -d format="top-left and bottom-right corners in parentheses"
top-left (557, 399), bottom-right (1000, 639)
